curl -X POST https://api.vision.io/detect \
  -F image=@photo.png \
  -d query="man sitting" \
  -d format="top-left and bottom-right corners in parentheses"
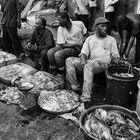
top-left (47, 11), bottom-right (87, 75)
top-left (24, 17), bottom-right (55, 71)
top-left (66, 17), bottom-right (120, 102)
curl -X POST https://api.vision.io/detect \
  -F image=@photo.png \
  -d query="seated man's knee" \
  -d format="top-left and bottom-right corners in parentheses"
top-left (66, 57), bottom-right (74, 66)
top-left (41, 50), bottom-right (47, 56)
top-left (47, 48), bottom-right (54, 58)
top-left (84, 63), bottom-right (93, 72)
top-left (54, 51), bottom-right (62, 60)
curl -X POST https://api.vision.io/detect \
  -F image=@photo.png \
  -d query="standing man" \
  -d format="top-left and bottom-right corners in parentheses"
top-left (1, 0), bottom-right (23, 58)
top-left (72, 0), bottom-right (89, 29)
top-left (24, 17), bottom-right (55, 71)
top-left (105, 0), bottom-right (119, 34)
top-left (88, 0), bottom-right (97, 32)
top-left (117, 13), bottom-right (140, 65)
top-left (66, 17), bottom-right (120, 102)
top-left (47, 11), bottom-right (87, 75)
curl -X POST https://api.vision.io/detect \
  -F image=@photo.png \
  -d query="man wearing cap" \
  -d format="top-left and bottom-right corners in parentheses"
top-left (66, 17), bottom-right (120, 102)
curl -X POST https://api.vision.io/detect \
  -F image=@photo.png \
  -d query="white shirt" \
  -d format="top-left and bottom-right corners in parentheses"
top-left (105, 0), bottom-right (119, 13)
top-left (80, 34), bottom-right (120, 64)
top-left (89, 0), bottom-right (97, 7)
top-left (72, 0), bottom-right (89, 15)
top-left (57, 21), bottom-right (87, 46)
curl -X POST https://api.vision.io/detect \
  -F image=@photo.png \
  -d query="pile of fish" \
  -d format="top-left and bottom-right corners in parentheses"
top-left (0, 87), bottom-right (22, 104)
top-left (0, 51), bottom-right (17, 66)
top-left (84, 108), bottom-right (140, 140)
top-left (19, 71), bottom-right (63, 95)
top-left (114, 73), bottom-right (134, 78)
top-left (38, 90), bottom-right (80, 113)
top-left (0, 63), bottom-right (36, 81)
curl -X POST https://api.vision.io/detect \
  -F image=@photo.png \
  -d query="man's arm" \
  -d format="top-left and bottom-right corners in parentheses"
top-left (1, 0), bottom-right (3, 12)
top-left (110, 0), bottom-right (119, 5)
top-left (124, 23), bottom-right (138, 58)
top-left (16, 0), bottom-right (21, 29)
top-left (125, 36), bottom-right (135, 58)
top-left (118, 28), bottom-right (124, 55)
top-left (37, 30), bottom-right (55, 51)
top-left (60, 43), bottom-right (81, 48)
top-left (80, 53), bottom-right (87, 65)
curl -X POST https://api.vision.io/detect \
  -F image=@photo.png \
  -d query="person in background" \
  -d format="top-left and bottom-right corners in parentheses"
top-left (117, 13), bottom-right (140, 66)
top-left (66, 17), bottom-right (120, 102)
top-left (88, 0), bottom-right (97, 32)
top-left (24, 17), bottom-right (55, 71)
top-left (1, 0), bottom-right (24, 59)
top-left (72, 0), bottom-right (89, 29)
top-left (105, 0), bottom-right (119, 34)
top-left (47, 11), bottom-right (87, 75)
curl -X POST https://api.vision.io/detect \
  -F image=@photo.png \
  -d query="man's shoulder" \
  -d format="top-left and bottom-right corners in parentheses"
top-left (106, 35), bottom-right (116, 41)
top-left (85, 34), bottom-right (96, 41)
top-left (44, 28), bottom-right (53, 34)
top-left (72, 20), bottom-right (84, 26)
top-left (127, 13), bottom-right (140, 23)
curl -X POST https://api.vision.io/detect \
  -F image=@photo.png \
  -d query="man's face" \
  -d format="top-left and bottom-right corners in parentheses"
top-left (35, 18), bottom-right (43, 30)
top-left (96, 23), bottom-right (108, 37)
top-left (59, 17), bottom-right (67, 27)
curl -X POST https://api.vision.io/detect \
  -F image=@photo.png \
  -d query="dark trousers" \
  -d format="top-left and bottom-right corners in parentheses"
top-left (105, 12), bottom-right (114, 35)
top-left (135, 35), bottom-right (140, 64)
top-left (47, 45), bottom-right (80, 69)
top-left (29, 49), bottom-right (50, 71)
top-left (88, 7), bottom-right (96, 31)
top-left (2, 25), bottom-right (23, 56)
top-left (75, 13), bottom-right (89, 29)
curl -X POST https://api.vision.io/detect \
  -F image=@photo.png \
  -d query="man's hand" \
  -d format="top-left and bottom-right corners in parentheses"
top-left (27, 43), bottom-right (37, 51)
top-left (80, 54), bottom-right (87, 66)
top-left (111, 57), bottom-right (120, 65)
top-left (119, 43), bottom-right (125, 56)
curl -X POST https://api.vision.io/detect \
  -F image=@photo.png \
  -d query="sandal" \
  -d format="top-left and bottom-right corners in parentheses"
top-left (80, 96), bottom-right (91, 103)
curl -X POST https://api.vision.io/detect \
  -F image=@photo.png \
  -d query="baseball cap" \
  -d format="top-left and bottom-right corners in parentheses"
top-left (94, 17), bottom-right (110, 26)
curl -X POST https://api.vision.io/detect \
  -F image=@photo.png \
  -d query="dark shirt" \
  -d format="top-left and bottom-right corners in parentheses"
top-left (1, 0), bottom-right (19, 27)
top-left (126, 13), bottom-right (140, 36)
top-left (30, 28), bottom-right (55, 52)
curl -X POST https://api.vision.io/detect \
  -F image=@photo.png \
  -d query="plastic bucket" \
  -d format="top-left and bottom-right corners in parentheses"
top-left (105, 65), bottom-right (139, 108)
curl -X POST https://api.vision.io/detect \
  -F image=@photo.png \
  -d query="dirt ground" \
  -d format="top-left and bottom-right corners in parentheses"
top-left (0, 101), bottom-right (85, 140)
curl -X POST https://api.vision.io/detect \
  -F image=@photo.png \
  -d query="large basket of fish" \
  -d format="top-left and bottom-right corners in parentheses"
top-left (105, 65), bottom-right (140, 108)
top-left (79, 105), bottom-right (140, 140)
top-left (38, 89), bottom-right (80, 114)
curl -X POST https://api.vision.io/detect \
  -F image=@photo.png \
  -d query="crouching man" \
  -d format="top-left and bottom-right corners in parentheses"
top-left (66, 17), bottom-right (120, 102)
top-left (24, 17), bottom-right (55, 71)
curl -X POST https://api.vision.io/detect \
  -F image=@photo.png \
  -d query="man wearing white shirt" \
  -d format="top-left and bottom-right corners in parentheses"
top-left (47, 11), bottom-right (87, 75)
top-left (105, 0), bottom-right (119, 34)
top-left (72, 0), bottom-right (89, 29)
top-left (66, 17), bottom-right (120, 102)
